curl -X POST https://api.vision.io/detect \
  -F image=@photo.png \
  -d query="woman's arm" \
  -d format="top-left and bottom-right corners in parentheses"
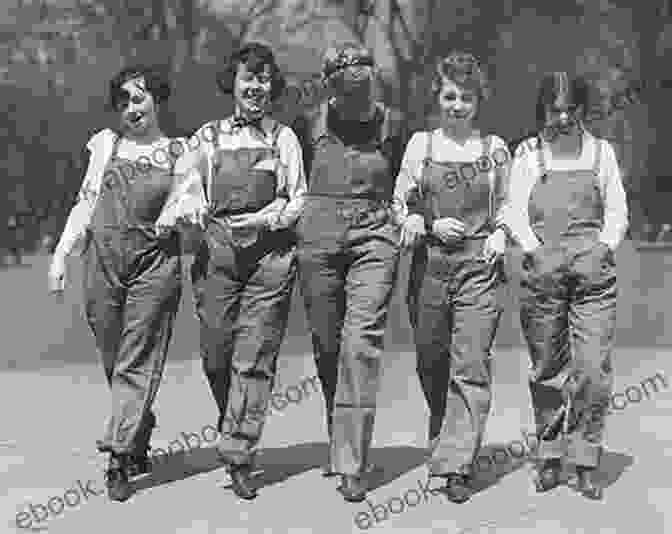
top-left (156, 134), bottom-right (208, 231)
top-left (502, 141), bottom-right (543, 253)
top-left (392, 132), bottom-right (426, 228)
top-left (265, 124), bottom-right (307, 230)
top-left (53, 129), bottom-right (113, 257)
top-left (597, 140), bottom-right (629, 250)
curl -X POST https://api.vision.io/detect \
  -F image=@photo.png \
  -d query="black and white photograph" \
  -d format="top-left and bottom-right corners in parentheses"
top-left (1, 0), bottom-right (671, 532)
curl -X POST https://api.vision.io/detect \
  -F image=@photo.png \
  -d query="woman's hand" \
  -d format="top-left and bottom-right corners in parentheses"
top-left (48, 253), bottom-right (67, 296)
top-left (400, 214), bottom-right (426, 249)
top-left (226, 212), bottom-right (270, 231)
top-left (432, 217), bottom-right (466, 243)
top-left (482, 228), bottom-right (507, 263)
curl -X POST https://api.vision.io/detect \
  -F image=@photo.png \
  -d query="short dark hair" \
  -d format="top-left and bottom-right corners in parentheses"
top-left (535, 73), bottom-right (598, 129)
top-left (216, 42), bottom-right (286, 101)
top-left (108, 65), bottom-right (171, 112)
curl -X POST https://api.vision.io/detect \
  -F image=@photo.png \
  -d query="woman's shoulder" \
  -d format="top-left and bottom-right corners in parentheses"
top-left (86, 128), bottom-right (117, 151)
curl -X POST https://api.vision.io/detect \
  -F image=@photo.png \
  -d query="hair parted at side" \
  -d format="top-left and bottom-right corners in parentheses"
top-left (432, 51), bottom-right (490, 101)
top-left (108, 64), bottom-right (171, 111)
top-left (216, 42), bottom-right (286, 101)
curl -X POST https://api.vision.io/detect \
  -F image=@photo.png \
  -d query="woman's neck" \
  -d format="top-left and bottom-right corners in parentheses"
top-left (123, 124), bottom-right (164, 144)
top-left (548, 130), bottom-right (583, 159)
top-left (440, 121), bottom-right (475, 145)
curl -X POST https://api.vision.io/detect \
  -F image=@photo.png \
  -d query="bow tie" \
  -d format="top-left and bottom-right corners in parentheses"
top-left (231, 115), bottom-right (264, 132)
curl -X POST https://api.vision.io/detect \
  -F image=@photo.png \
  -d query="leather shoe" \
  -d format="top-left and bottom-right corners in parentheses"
top-left (439, 474), bottom-right (472, 504)
top-left (105, 455), bottom-right (134, 502)
top-left (532, 459), bottom-right (562, 493)
top-left (576, 467), bottom-right (603, 500)
top-left (229, 465), bottom-right (258, 500)
top-left (338, 475), bottom-right (367, 502)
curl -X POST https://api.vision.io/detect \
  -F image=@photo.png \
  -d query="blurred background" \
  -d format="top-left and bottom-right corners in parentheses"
top-left (2, 0), bottom-right (672, 358)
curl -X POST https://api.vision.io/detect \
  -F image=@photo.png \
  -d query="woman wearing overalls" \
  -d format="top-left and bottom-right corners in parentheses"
top-left (506, 72), bottom-right (628, 499)
top-left (48, 65), bottom-right (196, 501)
top-left (180, 43), bottom-right (306, 500)
top-left (395, 52), bottom-right (510, 503)
top-left (295, 43), bottom-right (403, 502)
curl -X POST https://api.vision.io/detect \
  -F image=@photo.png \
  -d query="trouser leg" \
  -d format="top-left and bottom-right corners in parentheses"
top-left (332, 224), bottom-right (400, 476)
top-left (519, 254), bottom-right (572, 461)
top-left (84, 235), bottom-right (125, 385)
top-left (408, 246), bottom-right (451, 443)
top-left (297, 245), bottom-right (346, 439)
top-left (99, 243), bottom-right (182, 455)
top-left (217, 245), bottom-right (297, 466)
top-left (565, 264), bottom-right (617, 468)
top-left (428, 259), bottom-right (501, 476)
top-left (191, 240), bottom-right (241, 433)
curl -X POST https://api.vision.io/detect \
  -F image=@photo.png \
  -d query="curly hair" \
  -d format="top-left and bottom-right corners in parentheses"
top-left (321, 42), bottom-right (375, 81)
top-left (432, 51), bottom-right (490, 102)
top-left (108, 65), bottom-right (171, 112)
top-left (216, 42), bottom-right (286, 102)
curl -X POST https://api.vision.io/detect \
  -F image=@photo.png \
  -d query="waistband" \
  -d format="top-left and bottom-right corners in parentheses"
top-left (425, 235), bottom-right (488, 255)
top-left (304, 194), bottom-right (392, 204)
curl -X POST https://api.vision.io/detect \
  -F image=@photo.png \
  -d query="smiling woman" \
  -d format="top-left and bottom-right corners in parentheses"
top-left (47, 64), bottom-right (201, 503)
top-left (172, 42), bottom-right (307, 501)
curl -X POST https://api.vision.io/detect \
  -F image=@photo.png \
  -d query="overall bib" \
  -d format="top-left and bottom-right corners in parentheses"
top-left (296, 106), bottom-right (401, 476)
top-left (520, 140), bottom-right (616, 468)
top-left (84, 135), bottom-right (182, 457)
top-left (407, 133), bottom-right (504, 477)
top-left (191, 122), bottom-right (297, 467)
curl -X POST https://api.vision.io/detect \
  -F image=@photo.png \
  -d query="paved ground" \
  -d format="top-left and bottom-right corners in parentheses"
top-left (1, 255), bottom-right (671, 533)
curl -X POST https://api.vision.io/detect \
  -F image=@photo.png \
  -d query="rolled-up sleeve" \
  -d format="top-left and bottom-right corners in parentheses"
top-left (156, 134), bottom-right (208, 230)
top-left (597, 140), bottom-right (629, 250)
top-left (392, 131), bottom-right (425, 226)
top-left (267, 125), bottom-right (307, 230)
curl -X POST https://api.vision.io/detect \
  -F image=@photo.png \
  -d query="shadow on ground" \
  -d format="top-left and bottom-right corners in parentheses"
top-left (133, 442), bottom-right (428, 495)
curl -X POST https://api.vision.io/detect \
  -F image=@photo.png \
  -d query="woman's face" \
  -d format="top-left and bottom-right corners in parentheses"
top-left (329, 65), bottom-right (375, 116)
top-left (234, 61), bottom-right (273, 119)
top-left (117, 77), bottom-right (158, 136)
top-left (543, 103), bottom-right (583, 139)
top-left (437, 78), bottom-right (479, 126)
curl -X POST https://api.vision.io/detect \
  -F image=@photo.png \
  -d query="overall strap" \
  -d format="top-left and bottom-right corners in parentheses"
top-left (592, 138), bottom-right (603, 175)
top-left (379, 106), bottom-right (391, 146)
top-left (484, 136), bottom-right (496, 220)
top-left (424, 131), bottom-right (433, 165)
top-left (270, 121), bottom-right (283, 179)
top-left (110, 132), bottom-right (123, 159)
top-left (537, 139), bottom-right (547, 179)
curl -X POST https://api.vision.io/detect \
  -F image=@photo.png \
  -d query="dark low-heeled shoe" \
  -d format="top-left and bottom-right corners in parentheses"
top-left (439, 474), bottom-right (472, 504)
top-left (127, 454), bottom-right (153, 477)
top-left (338, 475), bottom-right (367, 502)
top-left (532, 459), bottom-right (562, 493)
top-left (105, 455), bottom-right (134, 502)
top-left (229, 465), bottom-right (258, 500)
top-left (575, 467), bottom-right (603, 500)
top-left (324, 462), bottom-right (376, 478)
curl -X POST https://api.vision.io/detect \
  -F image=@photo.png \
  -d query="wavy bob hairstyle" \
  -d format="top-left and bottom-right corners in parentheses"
top-left (216, 42), bottom-right (286, 102)
top-left (108, 64), bottom-right (171, 112)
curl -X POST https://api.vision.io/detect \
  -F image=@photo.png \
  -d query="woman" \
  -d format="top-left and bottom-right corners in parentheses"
top-left (47, 65), bottom-right (196, 502)
top-left (295, 43), bottom-right (404, 502)
top-left (395, 52), bottom-right (510, 503)
top-left (177, 42), bottom-right (306, 500)
top-left (506, 72), bottom-right (628, 499)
